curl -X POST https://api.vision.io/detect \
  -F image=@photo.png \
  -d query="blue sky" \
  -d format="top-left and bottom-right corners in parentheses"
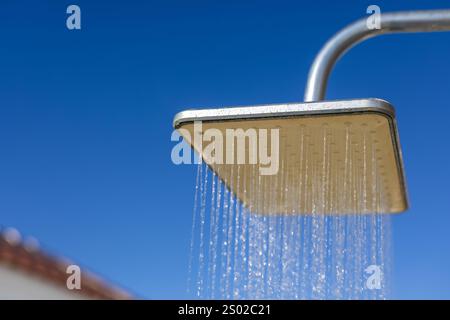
top-left (0, 0), bottom-right (449, 299)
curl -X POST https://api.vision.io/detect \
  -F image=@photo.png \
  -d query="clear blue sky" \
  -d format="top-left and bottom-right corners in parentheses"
top-left (0, 0), bottom-right (449, 299)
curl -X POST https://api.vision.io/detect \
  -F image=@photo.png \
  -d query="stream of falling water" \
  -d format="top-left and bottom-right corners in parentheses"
top-left (187, 125), bottom-right (392, 299)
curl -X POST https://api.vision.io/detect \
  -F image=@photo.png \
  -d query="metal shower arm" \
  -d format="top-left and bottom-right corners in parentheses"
top-left (304, 10), bottom-right (450, 102)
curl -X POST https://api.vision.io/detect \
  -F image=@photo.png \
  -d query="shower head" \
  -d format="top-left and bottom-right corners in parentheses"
top-left (174, 99), bottom-right (407, 214)
top-left (173, 9), bottom-right (450, 214)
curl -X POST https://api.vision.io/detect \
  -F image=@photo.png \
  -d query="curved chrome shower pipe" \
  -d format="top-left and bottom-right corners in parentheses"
top-left (304, 10), bottom-right (450, 102)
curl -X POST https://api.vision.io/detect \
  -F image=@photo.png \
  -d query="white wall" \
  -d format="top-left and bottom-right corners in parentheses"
top-left (0, 264), bottom-right (88, 300)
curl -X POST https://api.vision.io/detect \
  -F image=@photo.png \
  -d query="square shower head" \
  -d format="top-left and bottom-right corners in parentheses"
top-left (173, 98), bottom-right (408, 215)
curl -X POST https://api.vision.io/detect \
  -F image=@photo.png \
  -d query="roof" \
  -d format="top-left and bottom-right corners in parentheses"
top-left (0, 227), bottom-right (133, 300)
